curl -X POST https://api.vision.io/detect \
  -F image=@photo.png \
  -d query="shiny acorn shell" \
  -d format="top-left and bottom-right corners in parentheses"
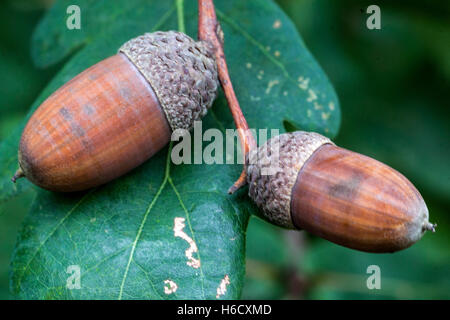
top-left (15, 31), bottom-right (218, 192)
top-left (247, 131), bottom-right (434, 253)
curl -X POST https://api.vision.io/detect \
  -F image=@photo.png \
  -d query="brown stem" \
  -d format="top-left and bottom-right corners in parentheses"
top-left (198, 0), bottom-right (257, 194)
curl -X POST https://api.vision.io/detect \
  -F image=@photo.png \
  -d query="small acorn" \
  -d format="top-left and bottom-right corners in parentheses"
top-left (12, 31), bottom-right (218, 192)
top-left (247, 131), bottom-right (435, 253)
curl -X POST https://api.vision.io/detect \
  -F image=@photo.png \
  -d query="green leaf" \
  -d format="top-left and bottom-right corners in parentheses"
top-left (0, 2), bottom-right (56, 204)
top-left (9, 0), bottom-right (339, 299)
top-left (0, 190), bottom-right (35, 299)
top-left (0, 2), bottom-right (52, 112)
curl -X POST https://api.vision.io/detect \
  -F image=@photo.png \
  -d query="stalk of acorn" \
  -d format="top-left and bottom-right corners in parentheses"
top-left (198, 0), bottom-right (257, 193)
top-left (198, 0), bottom-right (435, 253)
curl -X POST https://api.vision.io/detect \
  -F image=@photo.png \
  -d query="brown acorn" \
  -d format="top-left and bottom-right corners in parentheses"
top-left (12, 31), bottom-right (218, 192)
top-left (246, 131), bottom-right (435, 253)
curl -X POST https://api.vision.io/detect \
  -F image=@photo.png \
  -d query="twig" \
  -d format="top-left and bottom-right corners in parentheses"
top-left (198, 0), bottom-right (257, 194)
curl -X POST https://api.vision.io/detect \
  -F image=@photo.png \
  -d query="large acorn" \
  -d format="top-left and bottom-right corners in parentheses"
top-left (247, 131), bottom-right (435, 253)
top-left (12, 31), bottom-right (218, 192)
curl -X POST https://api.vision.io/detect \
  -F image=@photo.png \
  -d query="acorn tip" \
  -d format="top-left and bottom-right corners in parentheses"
top-left (11, 168), bottom-right (25, 183)
top-left (423, 222), bottom-right (437, 233)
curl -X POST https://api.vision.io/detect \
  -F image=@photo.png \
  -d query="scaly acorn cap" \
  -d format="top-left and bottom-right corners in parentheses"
top-left (247, 131), bottom-right (333, 228)
top-left (119, 31), bottom-right (218, 131)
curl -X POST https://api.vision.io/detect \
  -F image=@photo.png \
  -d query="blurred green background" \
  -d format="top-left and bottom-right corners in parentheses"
top-left (0, 0), bottom-right (449, 299)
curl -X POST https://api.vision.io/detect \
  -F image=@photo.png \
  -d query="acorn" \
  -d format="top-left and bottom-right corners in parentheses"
top-left (247, 131), bottom-right (435, 253)
top-left (12, 31), bottom-right (218, 192)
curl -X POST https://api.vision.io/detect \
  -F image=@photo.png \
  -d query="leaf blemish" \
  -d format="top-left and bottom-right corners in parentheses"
top-left (297, 76), bottom-right (309, 90)
top-left (257, 70), bottom-right (264, 80)
top-left (307, 89), bottom-right (318, 102)
top-left (328, 102), bottom-right (335, 111)
top-left (265, 79), bottom-right (280, 94)
top-left (173, 217), bottom-right (200, 269)
top-left (246, 62), bottom-right (252, 69)
top-left (164, 279), bottom-right (178, 294)
top-left (216, 275), bottom-right (230, 299)
top-left (273, 19), bottom-right (282, 29)
top-left (321, 112), bottom-right (330, 120)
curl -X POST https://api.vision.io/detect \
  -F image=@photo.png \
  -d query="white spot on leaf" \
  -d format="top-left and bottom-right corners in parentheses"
top-left (257, 70), bottom-right (264, 80)
top-left (321, 112), bottom-right (330, 120)
top-left (216, 275), bottom-right (230, 299)
top-left (314, 102), bottom-right (323, 110)
top-left (265, 80), bottom-right (280, 94)
top-left (173, 217), bottom-right (200, 269)
top-left (297, 76), bottom-right (309, 90)
top-left (273, 20), bottom-right (282, 29)
top-left (164, 279), bottom-right (178, 294)
top-left (307, 89), bottom-right (318, 102)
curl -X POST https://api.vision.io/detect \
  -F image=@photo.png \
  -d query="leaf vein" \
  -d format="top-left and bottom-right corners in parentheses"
top-left (15, 189), bottom-right (96, 291)
top-left (117, 142), bottom-right (174, 300)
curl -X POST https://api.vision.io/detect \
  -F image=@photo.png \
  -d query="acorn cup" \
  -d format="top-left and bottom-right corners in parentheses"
top-left (247, 131), bottom-right (436, 253)
top-left (12, 31), bottom-right (218, 192)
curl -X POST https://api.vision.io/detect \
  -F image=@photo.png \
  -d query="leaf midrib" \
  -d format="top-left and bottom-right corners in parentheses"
top-left (117, 156), bottom-right (169, 300)
top-left (118, 0), bottom-right (207, 300)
